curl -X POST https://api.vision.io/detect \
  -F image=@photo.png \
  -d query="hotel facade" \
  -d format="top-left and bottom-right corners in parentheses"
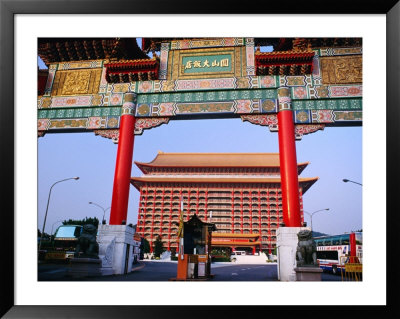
top-left (131, 152), bottom-right (318, 253)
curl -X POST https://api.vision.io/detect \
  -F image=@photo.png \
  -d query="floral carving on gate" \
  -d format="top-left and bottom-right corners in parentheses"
top-left (134, 117), bottom-right (170, 136)
top-left (241, 114), bottom-right (325, 140)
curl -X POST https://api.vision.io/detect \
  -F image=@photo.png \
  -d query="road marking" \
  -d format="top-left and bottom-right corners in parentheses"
top-left (43, 269), bottom-right (65, 274)
top-left (132, 263), bottom-right (145, 271)
top-left (232, 273), bottom-right (238, 276)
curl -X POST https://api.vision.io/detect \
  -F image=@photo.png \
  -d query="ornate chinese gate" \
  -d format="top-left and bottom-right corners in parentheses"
top-left (38, 37), bottom-right (362, 229)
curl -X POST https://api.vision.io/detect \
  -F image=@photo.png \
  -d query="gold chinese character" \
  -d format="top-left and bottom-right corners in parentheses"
top-left (211, 60), bottom-right (219, 67)
top-left (220, 58), bottom-right (229, 67)
top-left (203, 60), bottom-right (210, 68)
top-left (185, 61), bottom-right (193, 69)
top-left (193, 61), bottom-right (202, 68)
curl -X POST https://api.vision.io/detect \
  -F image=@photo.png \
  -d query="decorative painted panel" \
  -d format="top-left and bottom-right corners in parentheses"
top-left (57, 60), bottom-right (103, 70)
top-left (136, 89), bottom-right (276, 105)
top-left (43, 64), bottom-right (57, 96)
top-left (51, 68), bottom-right (102, 96)
top-left (318, 47), bottom-right (363, 56)
top-left (292, 98), bottom-right (361, 111)
top-left (170, 38), bottom-right (245, 50)
top-left (245, 38), bottom-right (255, 76)
top-left (320, 56), bottom-right (362, 85)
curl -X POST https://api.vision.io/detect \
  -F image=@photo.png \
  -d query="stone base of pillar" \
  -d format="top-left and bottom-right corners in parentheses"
top-left (276, 226), bottom-right (310, 281)
top-left (294, 266), bottom-right (323, 281)
top-left (96, 225), bottom-right (135, 275)
top-left (67, 258), bottom-right (102, 278)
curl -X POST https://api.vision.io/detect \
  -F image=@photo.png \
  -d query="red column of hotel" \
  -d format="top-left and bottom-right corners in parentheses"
top-left (109, 94), bottom-right (136, 225)
top-left (277, 88), bottom-right (302, 227)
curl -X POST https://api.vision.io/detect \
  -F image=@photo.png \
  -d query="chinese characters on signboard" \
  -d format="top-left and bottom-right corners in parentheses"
top-left (184, 58), bottom-right (229, 70)
top-left (181, 54), bottom-right (232, 75)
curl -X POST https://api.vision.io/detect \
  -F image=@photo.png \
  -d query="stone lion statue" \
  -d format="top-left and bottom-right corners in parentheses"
top-left (74, 224), bottom-right (99, 259)
top-left (296, 229), bottom-right (317, 267)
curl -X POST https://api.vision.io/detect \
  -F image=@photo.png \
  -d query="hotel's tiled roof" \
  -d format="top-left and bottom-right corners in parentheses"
top-left (135, 152), bottom-right (309, 168)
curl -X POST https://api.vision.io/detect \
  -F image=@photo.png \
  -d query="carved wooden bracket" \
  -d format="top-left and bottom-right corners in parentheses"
top-left (241, 114), bottom-right (325, 139)
top-left (241, 114), bottom-right (279, 133)
top-left (94, 129), bottom-right (120, 144)
top-left (294, 124), bottom-right (325, 140)
top-left (134, 117), bottom-right (170, 136)
top-left (94, 117), bottom-right (171, 143)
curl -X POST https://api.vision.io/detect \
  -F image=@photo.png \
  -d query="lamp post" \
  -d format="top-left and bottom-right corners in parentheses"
top-left (303, 208), bottom-right (330, 232)
top-left (89, 201), bottom-right (110, 224)
top-left (39, 176), bottom-right (79, 251)
top-left (343, 179), bottom-right (362, 186)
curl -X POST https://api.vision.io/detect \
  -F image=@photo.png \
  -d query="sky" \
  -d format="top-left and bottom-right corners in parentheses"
top-left (38, 118), bottom-right (362, 236)
top-left (37, 40), bottom-right (362, 237)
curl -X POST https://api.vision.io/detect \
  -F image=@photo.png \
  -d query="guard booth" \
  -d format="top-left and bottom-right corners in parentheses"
top-left (175, 214), bottom-right (216, 280)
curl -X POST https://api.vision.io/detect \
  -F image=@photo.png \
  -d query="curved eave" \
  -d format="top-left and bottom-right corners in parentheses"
top-left (134, 159), bottom-right (309, 174)
top-left (138, 152), bottom-right (281, 166)
top-left (298, 162), bottom-right (310, 175)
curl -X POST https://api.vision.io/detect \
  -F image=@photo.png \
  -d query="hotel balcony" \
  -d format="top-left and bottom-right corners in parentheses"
top-left (207, 205), bottom-right (232, 210)
top-left (210, 217), bottom-right (232, 223)
top-left (214, 224), bottom-right (232, 229)
top-left (207, 193), bottom-right (232, 198)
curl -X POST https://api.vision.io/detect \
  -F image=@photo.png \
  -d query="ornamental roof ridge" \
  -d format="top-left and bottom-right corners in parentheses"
top-left (134, 152), bottom-right (310, 171)
top-left (130, 176), bottom-right (319, 182)
top-left (104, 57), bottom-right (157, 65)
top-left (255, 50), bottom-right (314, 56)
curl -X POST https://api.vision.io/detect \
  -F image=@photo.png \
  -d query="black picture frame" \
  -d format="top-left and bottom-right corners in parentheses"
top-left (1, 0), bottom-right (398, 317)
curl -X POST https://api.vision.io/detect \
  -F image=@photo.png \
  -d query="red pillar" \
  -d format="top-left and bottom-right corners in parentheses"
top-left (109, 93), bottom-right (137, 225)
top-left (350, 232), bottom-right (356, 262)
top-left (277, 87), bottom-right (302, 227)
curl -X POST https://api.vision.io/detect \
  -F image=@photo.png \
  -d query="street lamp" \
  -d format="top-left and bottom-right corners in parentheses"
top-left (39, 176), bottom-right (79, 251)
top-left (343, 179), bottom-right (362, 186)
top-left (89, 201), bottom-right (110, 224)
top-left (303, 208), bottom-right (330, 232)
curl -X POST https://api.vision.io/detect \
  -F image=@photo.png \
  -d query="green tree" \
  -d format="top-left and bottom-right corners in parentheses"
top-left (37, 229), bottom-right (50, 239)
top-left (140, 238), bottom-right (150, 254)
top-left (62, 216), bottom-right (99, 228)
top-left (153, 236), bottom-right (164, 258)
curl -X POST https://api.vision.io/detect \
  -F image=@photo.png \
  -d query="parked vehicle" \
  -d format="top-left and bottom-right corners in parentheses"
top-left (314, 232), bottom-right (362, 275)
top-left (44, 225), bottom-right (83, 262)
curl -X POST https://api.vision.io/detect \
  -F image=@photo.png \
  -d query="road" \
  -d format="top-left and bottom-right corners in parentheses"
top-left (38, 261), bottom-right (344, 281)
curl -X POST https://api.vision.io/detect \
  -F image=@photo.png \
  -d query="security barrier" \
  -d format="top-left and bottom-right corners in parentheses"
top-left (340, 256), bottom-right (362, 281)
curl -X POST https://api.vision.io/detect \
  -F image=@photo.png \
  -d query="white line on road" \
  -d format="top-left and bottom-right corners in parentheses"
top-left (43, 269), bottom-right (65, 274)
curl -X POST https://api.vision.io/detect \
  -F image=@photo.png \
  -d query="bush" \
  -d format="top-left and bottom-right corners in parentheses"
top-left (211, 256), bottom-right (231, 262)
